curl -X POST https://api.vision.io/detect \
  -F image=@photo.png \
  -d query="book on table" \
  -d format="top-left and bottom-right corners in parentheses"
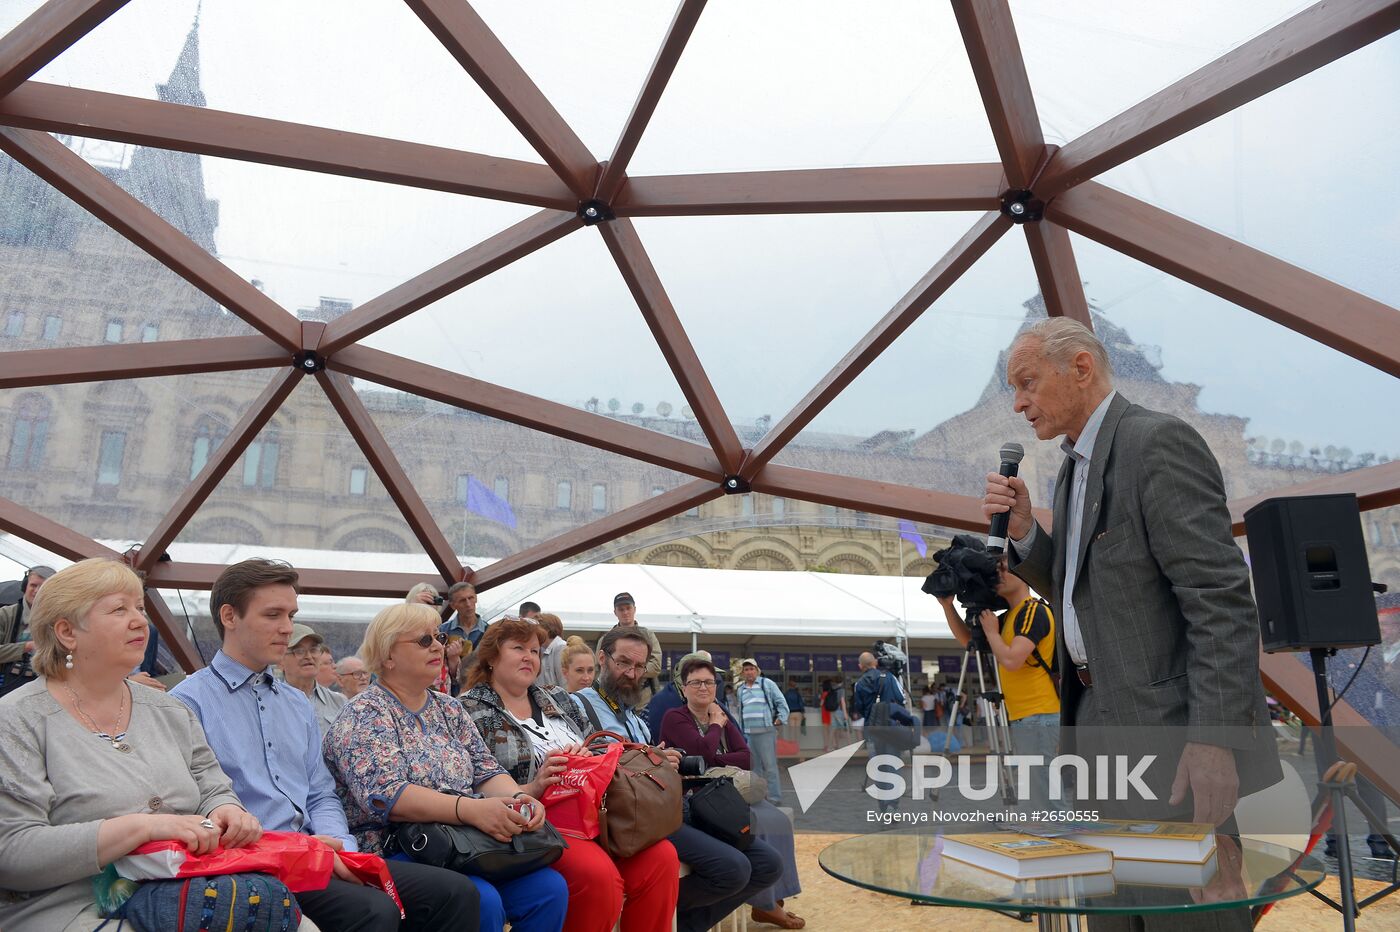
top-left (941, 833), bottom-right (1113, 880)
top-left (1112, 851), bottom-right (1219, 888)
top-left (938, 855), bottom-right (1117, 901)
top-left (1066, 820), bottom-right (1216, 864)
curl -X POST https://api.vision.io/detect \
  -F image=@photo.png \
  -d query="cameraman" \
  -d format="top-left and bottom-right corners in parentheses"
top-left (937, 556), bottom-right (1060, 808)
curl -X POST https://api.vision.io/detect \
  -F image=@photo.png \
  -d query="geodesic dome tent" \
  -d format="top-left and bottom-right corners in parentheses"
top-left (0, 0), bottom-right (1397, 709)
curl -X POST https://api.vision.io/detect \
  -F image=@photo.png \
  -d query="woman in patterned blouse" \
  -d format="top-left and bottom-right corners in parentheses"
top-left (322, 604), bottom-right (568, 932)
top-left (463, 617), bottom-right (680, 932)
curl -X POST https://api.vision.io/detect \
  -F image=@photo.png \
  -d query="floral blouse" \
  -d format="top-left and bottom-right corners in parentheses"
top-left (321, 683), bottom-right (506, 853)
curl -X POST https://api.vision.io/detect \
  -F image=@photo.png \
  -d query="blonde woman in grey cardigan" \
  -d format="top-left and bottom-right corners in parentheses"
top-left (0, 559), bottom-right (261, 931)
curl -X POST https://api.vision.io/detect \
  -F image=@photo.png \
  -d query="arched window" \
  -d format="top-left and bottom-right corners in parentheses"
top-left (243, 430), bottom-right (280, 488)
top-left (190, 422), bottom-right (229, 479)
top-left (7, 395), bottom-right (51, 469)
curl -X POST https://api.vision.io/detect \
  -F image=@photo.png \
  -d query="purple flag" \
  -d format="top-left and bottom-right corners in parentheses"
top-left (465, 475), bottom-right (517, 530)
top-left (898, 519), bottom-right (927, 558)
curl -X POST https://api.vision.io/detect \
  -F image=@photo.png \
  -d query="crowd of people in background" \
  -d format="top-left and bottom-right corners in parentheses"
top-left (0, 558), bottom-right (807, 931)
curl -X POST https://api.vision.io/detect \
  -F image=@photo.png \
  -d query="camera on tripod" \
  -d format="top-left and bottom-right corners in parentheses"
top-left (921, 534), bottom-right (1009, 648)
top-left (872, 640), bottom-right (907, 678)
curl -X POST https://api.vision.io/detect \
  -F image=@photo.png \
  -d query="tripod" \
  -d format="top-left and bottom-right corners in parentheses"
top-left (1305, 647), bottom-right (1400, 932)
top-left (934, 619), bottom-right (1017, 805)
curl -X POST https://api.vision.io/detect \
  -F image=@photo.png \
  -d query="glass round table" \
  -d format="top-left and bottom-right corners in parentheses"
top-left (819, 832), bottom-right (1324, 931)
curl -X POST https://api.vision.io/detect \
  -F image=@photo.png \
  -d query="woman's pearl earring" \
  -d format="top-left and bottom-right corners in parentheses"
top-left (64, 652), bottom-right (74, 670)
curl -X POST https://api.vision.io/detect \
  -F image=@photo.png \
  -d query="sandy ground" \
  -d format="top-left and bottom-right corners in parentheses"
top-left (757, 834), bottom-right (1400, 931)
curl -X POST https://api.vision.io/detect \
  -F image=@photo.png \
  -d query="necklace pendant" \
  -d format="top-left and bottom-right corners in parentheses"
top-left (113, 740), bottom-right (131, 753)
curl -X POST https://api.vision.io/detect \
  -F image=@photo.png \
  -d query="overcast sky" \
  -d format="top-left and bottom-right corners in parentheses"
top-left (6, 0), bottom-right (1398, 457)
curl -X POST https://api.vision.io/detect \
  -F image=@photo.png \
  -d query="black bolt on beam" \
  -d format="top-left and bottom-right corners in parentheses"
top-left (722, 475), bottom-right (751, 494)
top-left (294, 350), bottom-right (325, 373)
top-left (1000, 189), bottom-right (1044, 224)
top-left (579, 200), bottom-right (615, 225)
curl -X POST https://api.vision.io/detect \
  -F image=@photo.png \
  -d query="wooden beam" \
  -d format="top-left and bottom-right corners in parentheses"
top-left (596, 0), bottom-right (707, 203)
top-left (147, 561), bottom-right (441, 598)
top-left (0, 496), bottom-right (120, 562)
top-left (751, 463), bottom-right (992, 532)
top-left (0, 127), bottom-right (302, 350)
top-left (143, 587), bottom-right (204, 674)
top-left (1038, 0), bottom-right (1400, 197)
top-left (1023, 221), bottom-right (1091, 326)
top-left (745, 212), bottom-right (1011, 476)
top-left (615, 164), bottom-right (1005, 216)
top-left (1048, 182), bottom-right (1400, 379)
top-left (327, 344), bottom-right (723, 480)
top-left (1260, 648), bottom-right (1400, 807)
top-left (315, 371), bottom-right (463, 583)
top-left (404, 0), bottom-right (597, 198)
top-left (0, 335), bottom-right (288, 389)
top-left (0, 82), bottom-right (576, 209)
top-left (1228, 460), bottom-right (1400, 535)
top-left (951, 0), bottom-right (1044, 189)
top-left (319, 208), bottom-right (582, 354)
top-left (134, 370), bottom-right (303, 573)
top-left (0, 0), bottom-right (129, 98)
top-left (472, 480), bottom-right (722, 590)
top-left (598, 218), bottom-right (745, 475)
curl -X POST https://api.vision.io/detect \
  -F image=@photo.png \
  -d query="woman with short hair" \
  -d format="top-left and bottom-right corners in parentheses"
top-left (323, 603), bottom-right (567, 932)
top-left (463, 618), bottom-right (680, 932)
top-left (0, 559), bottom-right (269, 931)
top-left (660, 656), bottom-right (805, 929)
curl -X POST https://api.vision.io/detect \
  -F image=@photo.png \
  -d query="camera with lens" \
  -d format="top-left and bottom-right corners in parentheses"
top-left (431, 595), bottom-right (445, 606)
top-left (922, 534), bottom-right (1009, 646)
top-left (872, 640), bottom-right (907, 678)
top-left (678, 755), bottom-right (708, 778)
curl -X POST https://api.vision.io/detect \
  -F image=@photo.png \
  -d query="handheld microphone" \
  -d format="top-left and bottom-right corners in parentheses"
top-left (986, 441), bottom-right (1025, 554)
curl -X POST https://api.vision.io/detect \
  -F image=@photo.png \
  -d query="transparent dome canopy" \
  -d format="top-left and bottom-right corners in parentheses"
top-left (0, 0), bottom-right (1396, 680)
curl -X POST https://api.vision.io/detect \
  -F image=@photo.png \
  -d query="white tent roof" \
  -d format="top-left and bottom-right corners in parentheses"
top-left (0, 536), bottom-right (954, 642)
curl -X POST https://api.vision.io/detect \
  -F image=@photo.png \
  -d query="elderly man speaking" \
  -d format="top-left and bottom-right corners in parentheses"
top-left (983, 318), bottom-right (1279, 928)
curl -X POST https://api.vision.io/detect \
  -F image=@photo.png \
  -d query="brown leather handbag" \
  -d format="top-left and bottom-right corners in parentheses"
top-left (583, 730), bottom-right (683, 858)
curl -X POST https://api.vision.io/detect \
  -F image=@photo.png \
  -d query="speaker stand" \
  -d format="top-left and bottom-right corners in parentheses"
top-left (1305, 648), bottom-right (1400, 930)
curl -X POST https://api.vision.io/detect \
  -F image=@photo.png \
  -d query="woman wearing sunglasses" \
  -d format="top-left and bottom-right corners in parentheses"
top-left (322, 603), bottom-right (568, 932)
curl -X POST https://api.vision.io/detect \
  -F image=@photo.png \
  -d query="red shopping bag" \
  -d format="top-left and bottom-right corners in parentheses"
top-left (541, 742), bottom-right (624, 840)
top-left (117, 830), bottom-right (335, 892)
top-left (339, 850), bottom-right (405, 918)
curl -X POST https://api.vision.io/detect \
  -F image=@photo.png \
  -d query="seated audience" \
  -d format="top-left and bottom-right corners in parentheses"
top-left (561, 636), bottom-right (596, 693)
top-left (279, 622), bottom-right (347, 736)
top-left (660, 656), bottom-right (805, 929)
top-left (576, 627), bottom-right (783, 932)
top-left (173, 559), bottom-right (478, 931)
top-left (324, 604), bottom-right (567, 932)
top-left (535, 612), bottom-right (567, 690)
top-left (336, 654), bottom-right (371, 698)
top-left (462, 617), bottom-right (681, 932)
top-left (0, 559), bottom-right (264, 931)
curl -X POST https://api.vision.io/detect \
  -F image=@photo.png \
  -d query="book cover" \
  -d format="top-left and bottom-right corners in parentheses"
top-left (1068, 820), bottom-right (1216, 863)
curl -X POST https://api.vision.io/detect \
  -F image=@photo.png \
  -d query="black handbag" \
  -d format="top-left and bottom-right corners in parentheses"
top-left (686, 777), bottom-right (753, 851)
top-left (388, 820), bottom-right (567, 883)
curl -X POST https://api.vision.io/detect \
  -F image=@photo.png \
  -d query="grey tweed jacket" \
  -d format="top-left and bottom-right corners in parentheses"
top-left (1010, 392), bottom-right (1281, 798)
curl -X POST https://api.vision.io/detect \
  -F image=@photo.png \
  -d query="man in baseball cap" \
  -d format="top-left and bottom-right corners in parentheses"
top-left (597, 591), bottom-right (662, 707)
top-left (279, 622), bottom-right (347, 737)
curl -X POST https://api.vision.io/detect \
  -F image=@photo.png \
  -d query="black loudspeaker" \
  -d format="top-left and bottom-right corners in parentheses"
top-left (1244, 493), bottom-right (1381, 652)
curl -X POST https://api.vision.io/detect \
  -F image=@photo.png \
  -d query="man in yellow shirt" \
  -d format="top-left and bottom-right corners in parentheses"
top-left (938, 555), bottom-right (1059, 809)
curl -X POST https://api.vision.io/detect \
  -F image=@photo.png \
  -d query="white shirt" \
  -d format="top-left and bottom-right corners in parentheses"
top-left (1013, 391), bottom-right (1117, 667)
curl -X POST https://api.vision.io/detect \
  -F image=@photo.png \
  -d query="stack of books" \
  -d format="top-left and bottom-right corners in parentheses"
top-left (941, 820), bottom-right (1218, 889)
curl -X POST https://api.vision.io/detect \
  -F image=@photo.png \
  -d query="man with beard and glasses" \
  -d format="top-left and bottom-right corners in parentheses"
top-left (573, 627), bottom-right (784, 932)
